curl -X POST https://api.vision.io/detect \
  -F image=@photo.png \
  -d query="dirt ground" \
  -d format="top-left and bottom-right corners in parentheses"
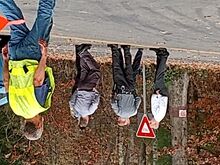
top-left (1, 0), bottom-right (220, 164)
top-left (0, 53), bottom-right (219, 165)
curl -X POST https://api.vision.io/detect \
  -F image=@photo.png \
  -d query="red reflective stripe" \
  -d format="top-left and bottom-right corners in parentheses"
top-left (7, 19), bottom-right (25, 25)
top-left (0, 16), bottom-right (8, 30)
top-left (0, 15), bottom-right (25, 30)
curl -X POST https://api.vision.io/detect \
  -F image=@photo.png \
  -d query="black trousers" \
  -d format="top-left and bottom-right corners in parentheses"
top-left (154, 55), bottom-right (168, 96)
top-left (111, 47), bottom-right (142, 93)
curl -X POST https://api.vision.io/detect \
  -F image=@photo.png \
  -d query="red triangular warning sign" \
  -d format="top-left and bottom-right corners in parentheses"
top-left (136, 114), bottom-right (156, 138)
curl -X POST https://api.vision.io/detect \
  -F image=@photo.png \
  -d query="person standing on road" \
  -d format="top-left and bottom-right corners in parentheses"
top-left (0, 0), bottom-right (56, 140)
top-left (69, 44), bottom-right (101, 129)
top-left (149, 48), bottom-right (169, 129)
top-left (108, 44), bottom-right (142, 126)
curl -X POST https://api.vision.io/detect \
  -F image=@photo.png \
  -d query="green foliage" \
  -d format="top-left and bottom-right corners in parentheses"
top-left (146, 126), bottom-right (172, 164)
top-left (157, 127), bottom-right (172, 149)
top-left (0, 105), bottom-right (22, 164)
top-left (157, 155), bottom-right (172, 165)
top-left (0, 159), bottom-right (22, 165)
top-left (196, 69), bottom-right (209, 79)
top-left (164, 68), bottom-right (184, 87)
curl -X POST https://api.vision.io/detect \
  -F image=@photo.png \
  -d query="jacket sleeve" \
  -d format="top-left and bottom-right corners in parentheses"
top-left (88, 92), bottom-right (100, 113)
top-left (111, 99), bottom-right (120, 115)
top-left (135, 96), bottom-right (141, 111)
top-left (69, 91), bottom-right (77, 110)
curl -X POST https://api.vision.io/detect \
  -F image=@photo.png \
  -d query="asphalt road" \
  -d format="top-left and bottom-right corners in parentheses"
top-left (1, 0), bottom-right (220, 62)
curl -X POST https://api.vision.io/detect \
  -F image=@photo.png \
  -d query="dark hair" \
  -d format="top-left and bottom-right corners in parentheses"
top-left (24, 122), bottom-right (37, 135)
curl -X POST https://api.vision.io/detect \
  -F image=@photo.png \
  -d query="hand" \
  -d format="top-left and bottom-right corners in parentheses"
top-left (71, 79), bottom-right (75, 86)
top-left (118, 117), bottom-right (130, 126)
top-left (2, 45), bottom-right (9, 61)
top-left (156, 90), bottom-right (160, 95)
top-left (38, 39), bottom-right (48, 57)
top-left (149, 118), bottom-right (159, 129)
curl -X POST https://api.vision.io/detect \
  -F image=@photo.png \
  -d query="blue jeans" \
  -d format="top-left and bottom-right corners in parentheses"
top-left (0, 0), bottom-right (55, 61)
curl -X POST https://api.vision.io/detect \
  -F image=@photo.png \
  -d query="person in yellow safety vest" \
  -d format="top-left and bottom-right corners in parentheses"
top-left (0, 0), bottom-right (56, 140)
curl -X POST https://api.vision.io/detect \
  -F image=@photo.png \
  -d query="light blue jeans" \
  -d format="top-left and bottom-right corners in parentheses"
top-left (0, 0), bottom-right (55, 61)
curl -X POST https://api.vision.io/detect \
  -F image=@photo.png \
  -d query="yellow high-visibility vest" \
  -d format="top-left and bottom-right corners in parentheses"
top-left (8, 59), bottom-right (55, 119)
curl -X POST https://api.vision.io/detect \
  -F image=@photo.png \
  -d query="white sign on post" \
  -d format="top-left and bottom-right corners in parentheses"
top-left (179, 110), bottom-right (187, 117)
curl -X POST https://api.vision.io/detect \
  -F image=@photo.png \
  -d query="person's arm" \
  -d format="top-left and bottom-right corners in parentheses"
top-left (79, 59), bottom-right (89, 83)
top-left (156, 96), bottom-right (168, 122)
top-left (88, 93), bottom-right (100, 113)
top-left (2, 46), bottom-right (9, 92)
top-left (135, 96), bottom-right (141, 111)
top-left (33, 40), bottom-right (48, 87)
top-left (72, 54), bottom-right (80, 92)
top-left (69, 92), bottom-right (77, 111)
top-left (111, 98), bottom-right (120, 114)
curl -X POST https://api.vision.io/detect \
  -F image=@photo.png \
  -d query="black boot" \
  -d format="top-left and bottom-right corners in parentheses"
top-left (149, 47), bottom-right (169, 57)
top-left (121, 45), bottom-right (130, 50)
top-left (75, 44), bottom-right (92, 55)
top-left (138, 48), bottom-right (143, 52)
top-left (107, 44), bottom-right (118, 49)
top-left (82, 44), bottom-right (92, 51)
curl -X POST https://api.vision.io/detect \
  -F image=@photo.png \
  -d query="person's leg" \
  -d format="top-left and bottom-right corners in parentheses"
top-left (150, 48), bottom-right (169, 96)
top-left (116, 47), bottom-right (125, 88)
top-left (0, 0), bottom-right (30, 59)
top-left (132, 48), bottom-right (143, 80)
top-left (118, 48), bottom-right (124, 70)
top-left (28, 0), bottom-right (55, 43)
top-left (108, 44), bottom-right (128, 91)
top-left (72, 45), bottom-right (82, 93)
top-left (16, 0), bottom-right (55, 61)
top-left (121, 45), bottom-right (135, 92)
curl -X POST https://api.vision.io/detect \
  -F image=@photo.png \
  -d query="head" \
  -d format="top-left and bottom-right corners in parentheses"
top-left (117, 117), bottom-right (130, 126)
top-left (79, 116), bottom-right (89, 129)
top-left (23, 115), bottom-right (44, 141)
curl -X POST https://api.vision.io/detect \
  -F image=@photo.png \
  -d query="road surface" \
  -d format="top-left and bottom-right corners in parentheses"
top-left (1, 0), bottom-right (220, 62)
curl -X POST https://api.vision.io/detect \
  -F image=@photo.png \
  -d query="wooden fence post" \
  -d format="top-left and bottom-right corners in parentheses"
top-left (168, 72), bottom-right (189, 165)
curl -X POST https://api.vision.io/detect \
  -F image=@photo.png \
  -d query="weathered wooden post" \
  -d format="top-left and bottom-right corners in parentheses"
top-left (118, 127), bottom-right (124, 165)
top-left (168, 72), bottom-right (189, 165)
